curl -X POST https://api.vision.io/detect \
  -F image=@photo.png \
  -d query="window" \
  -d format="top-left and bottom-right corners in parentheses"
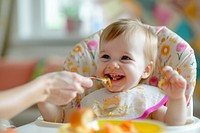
top-left (43, 0), bottom-right (64, 31)
top-left (15, 0), bottom-right (105, 42)
top-left (13, 0), bottom-right (131, 45)
top-left (16, 0), bottom-right (66, 40)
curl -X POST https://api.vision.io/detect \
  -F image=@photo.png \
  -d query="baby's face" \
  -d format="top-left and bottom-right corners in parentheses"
top-left (97, 32), bottom-right (147, 92)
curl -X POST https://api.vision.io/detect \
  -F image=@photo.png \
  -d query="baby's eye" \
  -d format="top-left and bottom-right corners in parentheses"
top-left (121, 55), bottom-right (132, 60)
top-left (101, 54), bottom-right (110, 59)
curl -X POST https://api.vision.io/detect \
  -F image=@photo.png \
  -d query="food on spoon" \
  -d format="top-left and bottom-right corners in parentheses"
top-left (90, 76), bottom-right (112, 88)
top-left (102, 76), bottom-right (112, 88)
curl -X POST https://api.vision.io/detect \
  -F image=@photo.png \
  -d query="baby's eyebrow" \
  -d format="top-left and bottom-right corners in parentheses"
top-left (124, 51), bottom-right (132, 55)
top-left (99, 50), bottom-right (103, 52)
top-left (123, 52), bottom-right (133, 57)
top-left (99, 50), bottom-right (106, 54)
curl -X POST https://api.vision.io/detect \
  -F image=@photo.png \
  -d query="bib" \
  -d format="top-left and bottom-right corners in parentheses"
top-left (80, 84), bottom-right (168, 120)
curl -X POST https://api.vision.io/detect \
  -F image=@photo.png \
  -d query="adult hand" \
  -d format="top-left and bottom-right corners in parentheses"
top-left (36, 71), bottom-right (93, 105)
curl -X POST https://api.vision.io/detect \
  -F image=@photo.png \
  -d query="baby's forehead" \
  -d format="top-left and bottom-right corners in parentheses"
top-left (121, 31), bottom-right (147, 45)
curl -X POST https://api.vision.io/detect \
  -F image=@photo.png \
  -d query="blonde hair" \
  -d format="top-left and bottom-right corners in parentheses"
top-left (100, 19), bottom-right (158, 69)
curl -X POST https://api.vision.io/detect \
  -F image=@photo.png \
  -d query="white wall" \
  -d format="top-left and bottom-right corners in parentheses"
top-left (7, 39), bottom-right (78, 60)
top-left (5, 0), bottom-right (84, 60)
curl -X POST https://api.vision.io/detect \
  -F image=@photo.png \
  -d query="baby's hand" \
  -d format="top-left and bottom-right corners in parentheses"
top-left (159, 66), bottom-right (187, 100)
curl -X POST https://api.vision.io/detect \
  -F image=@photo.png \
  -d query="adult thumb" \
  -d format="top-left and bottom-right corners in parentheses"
top-left (81, 77), bottom-right (93, 88)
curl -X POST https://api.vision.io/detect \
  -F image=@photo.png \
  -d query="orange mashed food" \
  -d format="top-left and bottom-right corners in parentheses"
top-left (59, 108), bottom-right (138, 133)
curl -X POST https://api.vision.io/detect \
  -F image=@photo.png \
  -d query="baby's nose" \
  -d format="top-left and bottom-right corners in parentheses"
top-left (108, 61), bottom-right (120, 70)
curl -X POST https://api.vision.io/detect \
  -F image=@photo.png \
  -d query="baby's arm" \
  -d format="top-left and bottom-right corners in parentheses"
top-left (38, 102), bottom-right (77, 123)
top-left (153, 66), bottom-right (187, 126)
top-left (38, 102), bottom-right (64, 123)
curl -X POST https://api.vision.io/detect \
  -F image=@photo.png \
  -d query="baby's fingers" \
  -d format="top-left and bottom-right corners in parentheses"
top-left (176, 75), bottom-right (187, 88)
top-left (163, 66), bottom-right (178, 81)
top-left (169, 70), bottom-right (180, 84)
top-left (162, 66), bottom-right (186, 88)
top-left (162, 66), bottom-right (173, 78)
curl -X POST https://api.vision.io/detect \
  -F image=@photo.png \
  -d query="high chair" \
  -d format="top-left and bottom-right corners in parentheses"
top-left (63, 26), bottom-right (200, 132)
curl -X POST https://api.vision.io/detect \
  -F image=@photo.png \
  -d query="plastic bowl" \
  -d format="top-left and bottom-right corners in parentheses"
top-left (59, 119), bottom-right (166, 133)
top-left (97, 119), bottom-right (166, 133)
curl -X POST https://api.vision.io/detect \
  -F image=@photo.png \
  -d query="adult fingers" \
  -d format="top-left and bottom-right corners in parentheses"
top-left (80, 76), bottom-right (93, 88)
top-left (48, 90), bottom-right (77, 106)
top-left (51, 71), bottom-right (92, 93)
top-left (69, 72), bottom-right (93, 88)
top-left (50, 76), bottom-right (84, 94)
top-left (60, 90), bottom-right (77, 105)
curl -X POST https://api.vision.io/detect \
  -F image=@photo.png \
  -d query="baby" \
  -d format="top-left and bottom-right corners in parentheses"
top-left (80, 19), bottom-right (187, 126)
top-left (38, 19), bottom-right (187, 126)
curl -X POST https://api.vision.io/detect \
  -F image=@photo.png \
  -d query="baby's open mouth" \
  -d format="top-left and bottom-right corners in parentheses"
top-left (104, 73), bottom-right (125, 81)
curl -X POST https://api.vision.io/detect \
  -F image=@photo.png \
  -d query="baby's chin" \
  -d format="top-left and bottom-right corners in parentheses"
top-left (105, 86), bottom-right (126, 93)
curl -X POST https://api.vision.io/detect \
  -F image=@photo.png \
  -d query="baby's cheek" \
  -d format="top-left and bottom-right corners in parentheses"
top-left (96, 67), bottom-right (102, 77)
top-left (96, 70), bottom-right (102, 77)
top-left (96, 64), bottom-right (105, 76)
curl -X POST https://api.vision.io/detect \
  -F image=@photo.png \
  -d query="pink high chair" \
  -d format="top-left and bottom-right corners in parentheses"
top-left (63, 26), bottom-right (200, 132)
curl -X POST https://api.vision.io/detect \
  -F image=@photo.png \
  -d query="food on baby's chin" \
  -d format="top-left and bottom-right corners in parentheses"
top-left (60, 108), bottom-right (139, 133)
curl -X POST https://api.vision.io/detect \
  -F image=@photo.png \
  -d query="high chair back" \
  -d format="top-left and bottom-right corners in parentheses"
top-left (63, 26), bottom-right (197, 116)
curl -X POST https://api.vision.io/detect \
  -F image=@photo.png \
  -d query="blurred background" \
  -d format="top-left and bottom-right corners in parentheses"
top-left (0, 0), bottom-right (200, 127)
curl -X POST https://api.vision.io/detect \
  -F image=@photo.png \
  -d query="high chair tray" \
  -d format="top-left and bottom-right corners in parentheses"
top-left (16, 116), bottom-right (200, 133)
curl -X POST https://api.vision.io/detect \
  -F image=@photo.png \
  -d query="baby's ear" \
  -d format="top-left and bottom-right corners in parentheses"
top-left (141, 61), bottom-right (153, 79)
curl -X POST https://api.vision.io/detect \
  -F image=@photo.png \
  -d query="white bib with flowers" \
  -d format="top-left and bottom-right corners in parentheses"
top-left (80, 84), bottom-right (167, 120)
